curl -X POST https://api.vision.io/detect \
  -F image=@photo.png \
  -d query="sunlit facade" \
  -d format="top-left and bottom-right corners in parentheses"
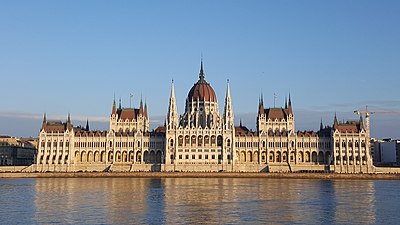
top-left (35, 62), bottom-right (373, 173)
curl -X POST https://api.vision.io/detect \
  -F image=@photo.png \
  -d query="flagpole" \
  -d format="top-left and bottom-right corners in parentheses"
top-left (130, 94), bottom-right (133, 108)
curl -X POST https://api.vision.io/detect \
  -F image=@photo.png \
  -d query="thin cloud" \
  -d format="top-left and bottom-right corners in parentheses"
top-left (0, 111), bottom-right (109, 123)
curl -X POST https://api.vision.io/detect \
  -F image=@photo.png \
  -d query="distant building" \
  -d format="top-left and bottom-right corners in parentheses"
top-left (0, 136), bottom-right (37, 166)
top-left (372, 139), bottom-right (400, 166)
top-left (33, 61), bottom-right (374, 173)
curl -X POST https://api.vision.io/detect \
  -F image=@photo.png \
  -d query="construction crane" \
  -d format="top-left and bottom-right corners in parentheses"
top-left (354, 105), bottom-right (400, 137)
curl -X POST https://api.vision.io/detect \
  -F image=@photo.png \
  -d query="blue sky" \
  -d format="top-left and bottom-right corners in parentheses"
top-left (0, 1), bottom-right (399, 138)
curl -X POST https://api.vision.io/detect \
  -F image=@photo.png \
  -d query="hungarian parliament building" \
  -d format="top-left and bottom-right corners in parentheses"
top-left (35, 62), bottom-right (374, 173)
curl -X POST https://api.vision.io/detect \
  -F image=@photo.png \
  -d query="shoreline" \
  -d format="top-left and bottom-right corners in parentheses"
top-left (1, 172), bottom-right (400, 180)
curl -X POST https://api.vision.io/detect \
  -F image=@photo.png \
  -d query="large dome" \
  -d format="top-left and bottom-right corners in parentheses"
top-left (187, 62), bottom-right (217, 102)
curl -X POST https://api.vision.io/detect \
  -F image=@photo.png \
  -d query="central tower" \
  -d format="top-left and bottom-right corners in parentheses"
top-left (165, 60), bottom-right (235, 171)
top-left (180, 60), bottom-right (222, 129)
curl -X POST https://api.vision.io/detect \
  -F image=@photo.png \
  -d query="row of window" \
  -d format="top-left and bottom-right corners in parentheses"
top-left (335, 141), bottom-right (366, 148)
top-left (177, 154), bottom-right (226, 160)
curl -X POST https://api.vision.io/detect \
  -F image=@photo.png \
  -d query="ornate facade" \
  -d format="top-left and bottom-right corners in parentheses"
top-left (35, 61), bottom-right (374, 173)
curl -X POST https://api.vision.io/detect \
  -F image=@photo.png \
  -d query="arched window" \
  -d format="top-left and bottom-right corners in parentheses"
top-left (217, 136), bottom-right (223, 147)
top-left (178, 136), bottom-right (183, 147)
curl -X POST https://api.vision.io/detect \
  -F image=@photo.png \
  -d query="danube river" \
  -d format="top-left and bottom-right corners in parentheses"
top-left (0, 178), bottom-right (399, 224)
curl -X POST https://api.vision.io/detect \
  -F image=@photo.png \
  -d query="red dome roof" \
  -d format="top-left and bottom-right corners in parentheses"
top-left (187, 62), bottom-right (217, 102)
top-left (188, 80), bottom-right (217, 102)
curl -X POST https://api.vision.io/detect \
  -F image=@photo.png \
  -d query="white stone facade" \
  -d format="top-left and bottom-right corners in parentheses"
top-left (34, 62), bottom-right (374, 173)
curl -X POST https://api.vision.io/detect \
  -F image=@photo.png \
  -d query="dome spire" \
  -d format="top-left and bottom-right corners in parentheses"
top-left (199, 58), bottom-right (205, 81)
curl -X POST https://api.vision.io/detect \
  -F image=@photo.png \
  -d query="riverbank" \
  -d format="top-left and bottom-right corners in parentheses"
top-left (1, 172), bottom-right (400, 180)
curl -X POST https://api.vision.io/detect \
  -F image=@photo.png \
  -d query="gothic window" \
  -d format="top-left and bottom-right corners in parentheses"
top-left (191, 135), bottom-right (196, 147)
top-left (198, 136), bottom-right (203, 147)
top-left (185, 135), bottom-right (190, 146)
top-left (217, 136), bottom-right (223, 147)
top-left (211, 135), bottom-right (216, 146)
top-left (178, 136), bottom-right (183, 147)
top-left (204, 136), bottom-right (210, 146)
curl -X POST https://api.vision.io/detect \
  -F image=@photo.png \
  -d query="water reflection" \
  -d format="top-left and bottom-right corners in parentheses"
top-left (333, 180), bottom-right (376, 224)
top-left (29, 177), bottom-right (381, 224)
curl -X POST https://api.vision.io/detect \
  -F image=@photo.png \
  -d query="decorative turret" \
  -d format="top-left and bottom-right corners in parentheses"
top-left (86, 119), bottom-right (90, 131)
top-left (285, 96), bottom-right (288, 109)
top-left (287, 93), bottom-right (293, 115)
top-left (223, 79), bottom-right (234, 130)
top-left (167, 80), bottom-right (178, 129)
top-left (320, 118), bottom-right (323, 130)
top-left (41, 113), bottom-right (47, 130)
top-left (66, 113), bottom-right (73, 131)
top-left (144, 100), bottom-right (148, 119)
top-left (333, 113), bottom-right (338, 130)
top-left (139, 96), bottom-right (144, 116)
top-left (258, 94), bottom-right (264, 115)
top-left (112, 95), bottom-right (117, 115)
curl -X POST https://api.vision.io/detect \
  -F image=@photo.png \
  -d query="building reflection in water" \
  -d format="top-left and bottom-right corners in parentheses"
top-left (33, 177), bottom-right (377, 224)
top-left (333, 180), bottom-right (376, 224)
top-left (34, 178), bottom-right (165, 224)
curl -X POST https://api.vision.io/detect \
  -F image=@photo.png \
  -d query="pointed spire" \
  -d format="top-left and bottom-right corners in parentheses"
top-left (199, 58), bottom-right (205, 81)
top-left (41, 113), bottom-right (47, 130)
top-left (285, 96), bottom-right (288, 109)
top-left (139, 95), bottom-right (143, 115)
top-left (86, 119), bottom-right (89, 131)
top-left (224, 79), bottom-right (234, 129)
top-left (240, 118), bottom-right (242, 127)
top-left (112, 96), bottom-right (117, 115)
top-left (67, 113), bottom-right (72, 131)
top-left (258, 93), bottom-right (264, 115)
top-left (144, 98), bottom-right (148, 119)
top-left (287, 92), bottom-right (293, 115)
top-left (118, 97), bottom-right (122, 110)
top-left (167, 80), bottom-right (178, 129)
top-left (226, 79), bottom-right (231, 99)
top-left (171, 79), bottom-right (175, 97)
top-left (333, 112), bottom-right (338, 129)
top-left (320, 118), bottom-right (323, 130)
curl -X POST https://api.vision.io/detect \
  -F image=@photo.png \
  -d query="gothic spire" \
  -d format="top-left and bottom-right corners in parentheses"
top-left (41, 113), bottom-right (47, 130)
top-left (139, 95), bottom-right (143, 115)
top-left (224, 79), bottom-right (234, 129)
top-left (285, 96), bottom-right (288, 109)
top-left (258, 93), bottom-right (264, 115)
top-left (112, 96), bottom-right (117, 115)
top-left (86, 119), bottom-right (89, 131)
top-left (320, 118), bottom-right (323, 130)
top-left (118, 97), bottom-right (122, 110)
top-left (67, 113), bottom-right (72, 131)
top-left (167, 80), bottom-right (178, 129)
top-left (287, 92), bottom-right (293, 115)
top-left (144, 98), bottom-right (148, 119)
top-left (199, 59), bottom-right (205, 81)
top-left (333, 112), bottom-right (338, 129)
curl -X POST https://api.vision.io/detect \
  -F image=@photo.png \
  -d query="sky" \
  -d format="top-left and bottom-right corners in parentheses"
top-left (0, 0), bottom-right (399, 139)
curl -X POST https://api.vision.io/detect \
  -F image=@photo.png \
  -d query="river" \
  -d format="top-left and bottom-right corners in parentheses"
top-left (0, 178), bottom-right (399, 224)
